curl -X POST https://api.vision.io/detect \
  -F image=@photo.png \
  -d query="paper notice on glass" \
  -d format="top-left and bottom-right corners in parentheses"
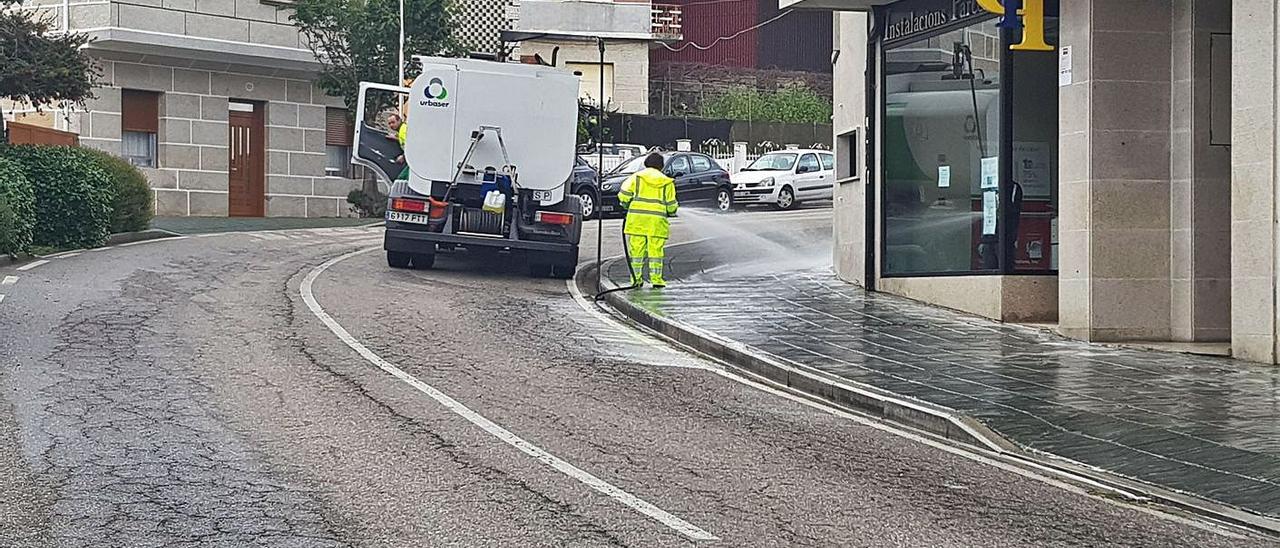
top-left (980, 157), bottom-right (999, 190)
top-left (1014, 142), bottom-right (1051, 197)
top-left (982, 192), bottom-right (998, 235)
top-left (937, 166), bottom-right (951, 188)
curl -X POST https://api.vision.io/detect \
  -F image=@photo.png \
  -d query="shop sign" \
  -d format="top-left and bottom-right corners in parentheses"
top-left (884, 0), bottom-right (991, 45)
top-left (883, 0), bottom-right (1055, 52)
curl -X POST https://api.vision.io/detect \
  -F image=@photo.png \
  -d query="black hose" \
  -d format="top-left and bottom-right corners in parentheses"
top-left (594, 217), bottom-right (641, 300)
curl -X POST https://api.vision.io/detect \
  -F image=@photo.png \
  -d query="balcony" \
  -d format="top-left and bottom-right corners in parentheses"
top-left (513, 0), bottom-right (682, 41)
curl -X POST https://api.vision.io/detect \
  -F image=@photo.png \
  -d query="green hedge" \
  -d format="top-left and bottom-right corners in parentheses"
top-left (2, 145), bottom-right (115, 249)
top-left (0, 156), bottom-right (36, 256)
top-left (80, 148), bottom-right (154, 233)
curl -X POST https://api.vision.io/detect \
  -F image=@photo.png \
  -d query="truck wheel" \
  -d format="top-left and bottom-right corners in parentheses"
top-left (387, 251), bottom-right (412, 269)
top-left (412, 253), bottom-right (436, 269)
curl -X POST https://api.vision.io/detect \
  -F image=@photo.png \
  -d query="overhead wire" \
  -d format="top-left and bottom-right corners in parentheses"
top-left (659, 9), bottom-right (794, 52)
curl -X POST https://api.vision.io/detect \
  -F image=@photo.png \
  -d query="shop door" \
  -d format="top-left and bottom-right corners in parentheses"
top-left (228, 103), bottom-right (265, 217)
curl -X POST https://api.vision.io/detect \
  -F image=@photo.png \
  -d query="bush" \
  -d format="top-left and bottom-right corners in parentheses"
top-left (2, 145), bottom-right (114, 248)
top-left (347, 188), bottom-right (387, 218)
top-left (0, 156), bottom-right (36, 256)
top-left (80, 148), bottom-right (154, 233)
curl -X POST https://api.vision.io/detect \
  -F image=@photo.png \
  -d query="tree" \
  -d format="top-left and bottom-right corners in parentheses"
top-left (290, 0), bottom-right (455, 118)
top-left (0, 1), bottom-right (99, 123)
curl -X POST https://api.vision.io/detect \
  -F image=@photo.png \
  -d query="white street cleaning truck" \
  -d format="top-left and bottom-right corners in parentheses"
top-left (352, 57), bottom-right (583, 278)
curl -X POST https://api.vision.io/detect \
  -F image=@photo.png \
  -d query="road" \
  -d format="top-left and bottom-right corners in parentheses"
top-left (0, 207), bottom-right (1265, 547)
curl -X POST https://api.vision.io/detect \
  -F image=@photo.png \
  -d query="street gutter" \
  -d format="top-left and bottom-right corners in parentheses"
top-left (575, 256), bottom-right (1280, 539)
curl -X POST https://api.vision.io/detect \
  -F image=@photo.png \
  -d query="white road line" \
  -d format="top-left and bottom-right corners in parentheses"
top-left (0, 294), bottom-right (6, 304)
top-left (1, 276), bottom-right (16, 285)
top-left (301, 248), bottom-right (717, 542)
top-left (58, 251), bottom-right (82, 258)
top-left (16, 260), bottom-right (48, 272)
top-left (90, 246), bottom-right (115, 252)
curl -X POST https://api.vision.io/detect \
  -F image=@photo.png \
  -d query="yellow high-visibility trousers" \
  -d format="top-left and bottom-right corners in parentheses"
top-left (626, 234), bottom-right (667, 286)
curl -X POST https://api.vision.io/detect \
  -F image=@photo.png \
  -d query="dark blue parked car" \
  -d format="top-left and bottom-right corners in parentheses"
top-left (598, 152), bottom-right (733, 215)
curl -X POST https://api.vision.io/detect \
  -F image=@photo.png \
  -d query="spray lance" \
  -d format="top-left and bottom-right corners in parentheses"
top-left (590, 36), bottom-right (644, 300)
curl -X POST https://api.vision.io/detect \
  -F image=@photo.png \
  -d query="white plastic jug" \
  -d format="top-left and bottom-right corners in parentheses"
top-left (482, 190), bottom-right (506, 214)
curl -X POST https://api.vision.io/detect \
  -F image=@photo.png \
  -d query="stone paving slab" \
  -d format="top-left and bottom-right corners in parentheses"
top-left (606, 249), bottom-right (1280, 522)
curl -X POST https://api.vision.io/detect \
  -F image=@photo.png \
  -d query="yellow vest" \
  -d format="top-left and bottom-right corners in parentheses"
top-left (397, 122), bottom-right (408, 147)
top-left (618, 167), bottom-right (678, 237)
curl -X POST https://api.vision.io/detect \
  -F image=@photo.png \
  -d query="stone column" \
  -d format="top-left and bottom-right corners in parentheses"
top-left (732, 141), bottom-right (748, 173)
top-left (1170, 0), bottom-right (1233, 342)
top-left (832, 12), bottom-right (867, 286)
top-left (1058, 0), bottom-right (1174, 341)
top-left (1230, 0), bottom-right (1279, 362)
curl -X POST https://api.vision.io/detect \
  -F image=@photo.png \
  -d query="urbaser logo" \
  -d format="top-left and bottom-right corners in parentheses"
top-left (420, 77), bottom-right (450, 108)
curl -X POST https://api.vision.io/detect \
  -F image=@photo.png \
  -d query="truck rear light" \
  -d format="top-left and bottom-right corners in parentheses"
top-left (391, 198), bottom-right (428, 213)
top-left (535, 211), bottom-right (574, 225)
top-left (427, 198), bottom-right (448, 219)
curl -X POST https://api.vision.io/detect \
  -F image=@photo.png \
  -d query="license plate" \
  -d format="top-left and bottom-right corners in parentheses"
top-left (531, 190), bottom-right (554, 202)
top-left (387, 211), bottom-right (430, 225)
top-left (601, 205), bottom-right (615, 212)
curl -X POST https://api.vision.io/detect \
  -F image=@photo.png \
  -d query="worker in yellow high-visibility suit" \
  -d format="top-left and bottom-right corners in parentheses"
top-left (618, 153), bottom-right (678, 287)
top-left (387, 112), bottom-right (409, 180)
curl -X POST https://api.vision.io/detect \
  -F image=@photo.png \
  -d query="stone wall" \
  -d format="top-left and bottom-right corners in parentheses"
top-left (73, 59), bottom-right (357, 217)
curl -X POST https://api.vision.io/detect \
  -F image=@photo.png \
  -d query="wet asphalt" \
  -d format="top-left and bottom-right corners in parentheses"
top-left (0, 208), bottom-right (1270, 547)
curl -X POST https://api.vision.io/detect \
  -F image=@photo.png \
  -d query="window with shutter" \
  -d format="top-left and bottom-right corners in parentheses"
top-left (325, 108), bottom-right (353, 177)
top-left (121, 90), bottom-right (159, 168)
top-left (325, 108), bottom-right (352, 146)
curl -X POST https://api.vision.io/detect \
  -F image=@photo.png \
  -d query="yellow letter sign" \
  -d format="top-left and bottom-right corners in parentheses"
top-left (976, 0), bottom-right (1054, 51)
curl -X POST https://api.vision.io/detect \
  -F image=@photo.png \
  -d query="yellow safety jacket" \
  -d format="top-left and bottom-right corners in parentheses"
top-left (618, 167), bottom-right (678, 237)
top-left (397, 122), bottom-right (408, 147)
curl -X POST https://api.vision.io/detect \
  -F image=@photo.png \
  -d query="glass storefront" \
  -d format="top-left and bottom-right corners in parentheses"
top-left (878, 1), bottom-right (1059, 277)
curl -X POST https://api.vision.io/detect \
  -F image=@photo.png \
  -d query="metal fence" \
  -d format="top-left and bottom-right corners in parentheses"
top-left (580, 139), bottom-right (829, 174)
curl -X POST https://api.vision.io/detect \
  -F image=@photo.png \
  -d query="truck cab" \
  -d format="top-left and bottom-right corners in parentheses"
top-left (352, 57), bottom-right (583, 278)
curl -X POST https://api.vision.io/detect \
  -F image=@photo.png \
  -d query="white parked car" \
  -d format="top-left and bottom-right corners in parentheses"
top-left (731, 149), bottom-right (835, 210)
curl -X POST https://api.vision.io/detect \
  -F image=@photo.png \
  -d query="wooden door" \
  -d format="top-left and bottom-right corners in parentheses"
top-left (228, 105), bottom-right (265, 217)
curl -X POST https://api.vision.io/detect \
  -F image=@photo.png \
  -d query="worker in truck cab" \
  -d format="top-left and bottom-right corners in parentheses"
top-left (618, 153), bottom-right (678, 288)
top-left (386, 112), bottom-right (408, 180)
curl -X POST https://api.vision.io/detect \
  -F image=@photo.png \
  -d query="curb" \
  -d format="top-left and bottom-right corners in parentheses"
top-left (578, 258), bottom-right (1280, 538)
top-left (106, 229), bottom-right (182, 246)
top-left (1, 229), bottom-right (180, 269)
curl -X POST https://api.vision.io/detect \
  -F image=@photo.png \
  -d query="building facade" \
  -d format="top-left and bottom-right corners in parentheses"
top-left (509, 0), bottom-right (683, 114)
top-left (9, 0), bottom-right (363, 217)
top-left (798, 0), bottom-right (1280, 364)
top-left (651, 0), bottom-right (833, 73)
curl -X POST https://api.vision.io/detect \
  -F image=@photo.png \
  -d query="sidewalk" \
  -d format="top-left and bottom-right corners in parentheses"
top-left (600, 242), bottom-right (1280, 528)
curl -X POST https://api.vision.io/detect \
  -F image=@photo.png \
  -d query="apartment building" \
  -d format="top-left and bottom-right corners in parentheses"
top-left (507, 0), bottom-right (683, 114)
